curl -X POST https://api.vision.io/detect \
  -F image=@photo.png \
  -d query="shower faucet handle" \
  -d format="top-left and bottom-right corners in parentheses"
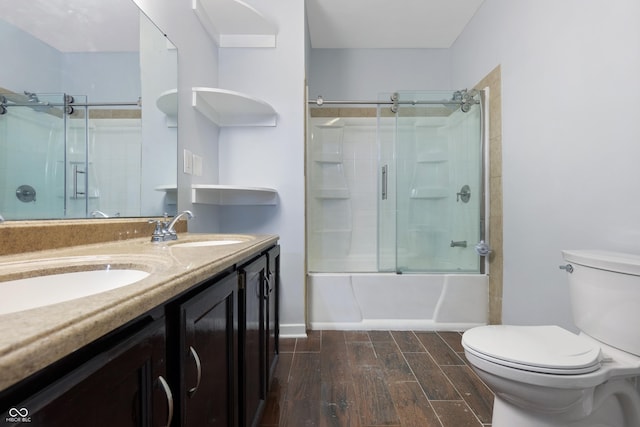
top-left (475, 240), bottom-right (492, 256)
top-left (456, 185), bottom-right (471, 203)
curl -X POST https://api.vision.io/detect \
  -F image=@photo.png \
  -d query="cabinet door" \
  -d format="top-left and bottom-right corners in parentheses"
top-left (179, 273), bottom-right (238, 427)
top-left (3, 318), bottom-right (169, 427)
top-left (239, 255), bottom-right (267, 427)
top-left (265, 245), bottom-right (280, 386)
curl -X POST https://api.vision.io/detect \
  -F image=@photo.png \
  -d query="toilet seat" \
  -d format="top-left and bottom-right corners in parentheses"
top-left (462, 325), bottom-right (602, 375)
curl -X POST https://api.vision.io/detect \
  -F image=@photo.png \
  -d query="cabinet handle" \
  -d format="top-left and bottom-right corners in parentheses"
top-left (156, 375), bottom-right (174, 427)
top-left (188, 346), bottom-right (202, 397)
top-left (263, 275), bottom-right (271, 300)
top-left (268, 272), bottom-right (274, 293)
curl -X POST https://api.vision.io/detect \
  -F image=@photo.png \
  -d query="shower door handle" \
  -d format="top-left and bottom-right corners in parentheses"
top-left (381, 165), bottom-right (388, 200)
top-left (72, 164), bottom-right (86, 199)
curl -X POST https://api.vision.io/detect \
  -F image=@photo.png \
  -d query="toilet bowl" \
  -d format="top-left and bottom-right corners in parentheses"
top-left (462, 250), bottom-right (640, 427)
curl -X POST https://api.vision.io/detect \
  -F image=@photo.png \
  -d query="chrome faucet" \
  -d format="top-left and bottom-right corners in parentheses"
top-left (90, 210), bottom-right (109, 218)
top-left (149, 210), bottom-right (193, 242)
top-left (165, 210), bottom-right (194, 240)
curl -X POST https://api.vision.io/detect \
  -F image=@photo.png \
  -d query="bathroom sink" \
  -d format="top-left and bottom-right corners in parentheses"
top-left (0, 257), bottom-right (152, 315)
top-left (170, 235), bottom-right (255, 248)
top-left (171, 239), bottom-right (245, 248)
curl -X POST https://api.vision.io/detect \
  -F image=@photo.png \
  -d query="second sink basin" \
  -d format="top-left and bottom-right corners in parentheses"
top-left (171, 240), bottom-right (245, 248)
top-left (170, 235), bottom-right (254, 248)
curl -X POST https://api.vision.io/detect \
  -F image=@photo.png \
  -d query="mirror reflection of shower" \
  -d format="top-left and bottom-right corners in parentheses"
top-left (0, 90), bottom-right (142, 219)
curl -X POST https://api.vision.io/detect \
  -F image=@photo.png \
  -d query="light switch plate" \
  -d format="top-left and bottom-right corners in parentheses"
top-left (183, 149), bottom-right (193, 174)
top-left (193, 154), bottom-right (203, 177)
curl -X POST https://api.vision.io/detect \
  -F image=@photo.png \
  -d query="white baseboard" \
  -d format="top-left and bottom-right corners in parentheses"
top-left (308, 319), bottom-right (485, 332)
top-left (279, 323), bottom-right (307, 338)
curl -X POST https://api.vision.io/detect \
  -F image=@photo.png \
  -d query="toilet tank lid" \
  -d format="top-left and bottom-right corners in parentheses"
top-left (563, 250), bottom-right (640, 276)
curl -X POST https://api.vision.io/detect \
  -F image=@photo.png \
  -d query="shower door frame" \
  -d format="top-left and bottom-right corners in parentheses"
top-left (306, 89), bottom-right (488, 274)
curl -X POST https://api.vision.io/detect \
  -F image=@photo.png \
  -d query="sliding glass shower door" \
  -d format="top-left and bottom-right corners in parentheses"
top-left (1, 91), bottom-right (144, 219)
top-left (379, 90), bottom-right (483, 273)
top-left (0, 92), bottom-right (102, 219)
top-left (0, 93), bottom-right (69, 218)
top-left (306, 89), bottom-right (484, 273)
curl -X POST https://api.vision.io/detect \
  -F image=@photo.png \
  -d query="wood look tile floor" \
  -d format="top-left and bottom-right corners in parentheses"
top-left (260, 330), bottom-right (494, 427)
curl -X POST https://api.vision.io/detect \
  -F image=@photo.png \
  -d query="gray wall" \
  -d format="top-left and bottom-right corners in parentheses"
top-left (451, 0), bottom-right (640, 329)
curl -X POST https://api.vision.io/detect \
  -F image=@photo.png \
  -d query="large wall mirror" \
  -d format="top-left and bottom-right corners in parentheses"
top-left (0, 0), bottom-right (177, 220)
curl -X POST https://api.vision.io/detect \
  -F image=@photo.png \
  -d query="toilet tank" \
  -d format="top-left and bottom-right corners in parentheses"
top-left (562, 250), bottom-right (640, 356)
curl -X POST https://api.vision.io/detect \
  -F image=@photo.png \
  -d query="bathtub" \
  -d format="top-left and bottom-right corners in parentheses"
top-left (307, 273), bottom-right (488, 331)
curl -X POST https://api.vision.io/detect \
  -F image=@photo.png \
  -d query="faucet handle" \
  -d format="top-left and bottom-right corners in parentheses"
top-left (148, 219), bottom-right (166, 242)
top-left (162, 212), bottom-right (171, 227)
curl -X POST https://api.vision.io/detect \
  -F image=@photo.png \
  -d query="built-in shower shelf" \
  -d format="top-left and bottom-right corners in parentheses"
top-left (410, 187), bottom-right (448, 199)
top-left (192, 184), bottom-right (278, 205)
top-left (314, 188), bottom-right (350, 199)
top-left (156, 89), bottom-right (178, 127)
top-left (192, 87), bottom-right (277, 127)
top-left (314, 124), bottom-right (344, 129)
top-left (313, 153), bottom-right (342, 163)
top-left (417, 152), bottom-right (448, 163)
top-left (192, 0), bottom-right (277, 48)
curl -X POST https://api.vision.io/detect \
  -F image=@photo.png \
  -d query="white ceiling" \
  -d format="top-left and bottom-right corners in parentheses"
top-left (0, 0), bottom-right (140, 52)
top-left (1, 0), bottom-right (485, 52)
top-left (306, 0), bottom-right (485, 48)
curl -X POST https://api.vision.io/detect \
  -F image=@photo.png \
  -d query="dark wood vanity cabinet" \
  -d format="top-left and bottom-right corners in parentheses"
top-left (169, 245), bottom-right (280, 427)
top-left (0, 244), bottom-right (280, 427)
top-left (169, 272), bottom-right (239, 427)
top-left (265, 245), bottom-right (280, 386)
top-left (238, 255), bottom-right (268, 427)
top-left (0, 317), bottom-right (170, 427)
top-left (238, 246), bottom-right (280, 427)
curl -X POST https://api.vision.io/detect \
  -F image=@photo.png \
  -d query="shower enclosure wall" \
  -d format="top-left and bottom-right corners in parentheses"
top-left (306, 90), bottom-right (489, 330)
top-left (0, 92), bottom-right (142, 219)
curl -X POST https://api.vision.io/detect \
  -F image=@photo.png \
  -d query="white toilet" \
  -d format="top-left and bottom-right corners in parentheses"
top-left (462, 250), bottom-right (640, 427)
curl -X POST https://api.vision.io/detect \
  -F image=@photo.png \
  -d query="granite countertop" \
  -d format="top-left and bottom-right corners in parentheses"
top-left (0, 232), bottom-right (278, 391)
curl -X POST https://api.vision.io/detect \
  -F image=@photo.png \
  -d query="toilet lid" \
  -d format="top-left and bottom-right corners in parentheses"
top-left (462, 325), bottom-right (602, 374)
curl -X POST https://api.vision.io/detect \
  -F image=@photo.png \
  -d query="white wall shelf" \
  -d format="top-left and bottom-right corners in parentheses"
top-left (156, 89), bottom-right (178, 127)
top-left (192, 87), bottom-right (277, 127)
top-left (192, 184), bottom-right (278, 205)
top-left (155, 184), bottom-right (177, 205)
top-left (192, 0), bottom-right (277, 48)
